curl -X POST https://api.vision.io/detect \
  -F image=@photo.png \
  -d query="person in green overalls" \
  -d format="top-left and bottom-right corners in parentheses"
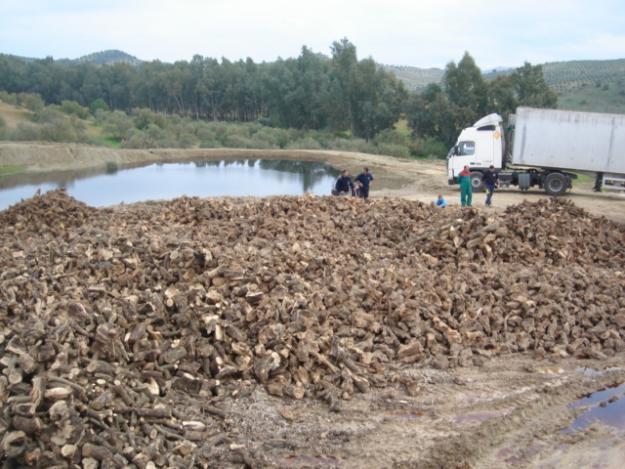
top-left (458, 165), bottom-right (473, 207)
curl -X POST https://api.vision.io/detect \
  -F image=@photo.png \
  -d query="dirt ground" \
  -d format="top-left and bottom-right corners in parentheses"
top-left (2, 142), bottom-right (624, 222)
top-left (2, 143), bottom-right (625, 468)
top-left (225, 355), bottom-right (625, 468)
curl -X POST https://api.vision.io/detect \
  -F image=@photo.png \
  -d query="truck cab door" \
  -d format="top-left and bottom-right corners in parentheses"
top-left (447, 140), bottom-right (476, 181)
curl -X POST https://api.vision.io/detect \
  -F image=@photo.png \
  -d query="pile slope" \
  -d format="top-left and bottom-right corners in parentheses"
top-left (0, 191), bottom-right (624, 467)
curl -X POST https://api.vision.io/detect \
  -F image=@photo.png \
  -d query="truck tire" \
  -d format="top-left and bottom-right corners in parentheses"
top-left (544, 172), bottom-right (568, 196)
top-left (470, 172), bottom-right (484, 192)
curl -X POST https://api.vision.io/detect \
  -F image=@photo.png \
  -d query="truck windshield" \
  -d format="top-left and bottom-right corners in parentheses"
top-left (457, 141), bottom-right (475, 156)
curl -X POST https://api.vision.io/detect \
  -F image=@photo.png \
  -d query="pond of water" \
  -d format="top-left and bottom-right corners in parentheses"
top-left (0, 159), bottom-right (340, 210)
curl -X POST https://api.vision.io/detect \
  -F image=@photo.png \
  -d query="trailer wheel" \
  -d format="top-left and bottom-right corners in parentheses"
top-left (544, 172), bottom-right (568, 196)
top-left (470, 172), bottom-right (484, 192)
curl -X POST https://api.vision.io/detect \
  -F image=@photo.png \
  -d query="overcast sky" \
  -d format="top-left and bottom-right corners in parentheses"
top-left (1, 0), bottom-right (624, 69)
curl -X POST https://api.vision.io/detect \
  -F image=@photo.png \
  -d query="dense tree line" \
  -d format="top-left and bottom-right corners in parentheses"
top-left (407, 53), bottom-right (557, 147)
top-left (0, 39), bottom-right (406, 140)
top-left (0, 41), bottom-right (556, 151)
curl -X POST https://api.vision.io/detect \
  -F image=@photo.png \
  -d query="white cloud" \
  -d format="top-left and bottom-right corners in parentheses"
top-left (0, 0), bottom-right (624, 68)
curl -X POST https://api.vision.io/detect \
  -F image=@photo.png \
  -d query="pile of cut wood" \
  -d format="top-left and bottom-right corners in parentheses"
top-left (0, 191), bottom-right (623, 467)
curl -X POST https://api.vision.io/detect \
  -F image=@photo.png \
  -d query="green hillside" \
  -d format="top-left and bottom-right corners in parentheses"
top-left (541, 59), bottom-right (625, 91)
top-left (75, 50), bottom-right (142, 66)
top-left (542, 59), bottom-right (625, 113)
top-left (389, 58), bottom-right (625, 114)
top-left (381, 65), bottom-right (444, 90)
top-left (13, 50), bottom-right (143, 66)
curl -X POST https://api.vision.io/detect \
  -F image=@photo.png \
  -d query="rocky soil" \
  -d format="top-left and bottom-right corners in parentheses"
top-left (0, 191), bottom-right (624, 468)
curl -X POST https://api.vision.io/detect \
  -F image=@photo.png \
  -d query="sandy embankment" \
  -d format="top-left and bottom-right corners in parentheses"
top-left (1, 141), bottom-right (625, 222)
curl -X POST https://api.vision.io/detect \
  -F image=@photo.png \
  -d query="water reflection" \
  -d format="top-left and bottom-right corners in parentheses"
top-left (0, 159), bottom-right (340, 210)
top-left (564, 382), bottom-right (625, 433)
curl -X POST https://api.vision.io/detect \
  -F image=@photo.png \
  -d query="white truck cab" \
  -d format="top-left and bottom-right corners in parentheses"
top-left (447, 107), bottom-right (625, 196)
top-left (447, 113), bottom-right (504, 191)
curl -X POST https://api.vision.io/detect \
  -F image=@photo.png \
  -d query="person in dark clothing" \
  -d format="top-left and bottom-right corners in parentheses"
top-left (594, 172), bottom-right (603, 192)
top-left (355, 167), bottom-right (374, 200)
top-left (482, 165), bottom-right (499, 206)
top-left (333, 170), bottom-right (355, 196)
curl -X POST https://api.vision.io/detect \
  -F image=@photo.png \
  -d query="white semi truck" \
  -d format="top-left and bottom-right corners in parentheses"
top-left (447, 107), bottom-right (625, 196)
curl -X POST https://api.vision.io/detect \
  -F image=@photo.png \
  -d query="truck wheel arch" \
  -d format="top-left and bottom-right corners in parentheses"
top-left (543, 172), bottom-right (570, 196)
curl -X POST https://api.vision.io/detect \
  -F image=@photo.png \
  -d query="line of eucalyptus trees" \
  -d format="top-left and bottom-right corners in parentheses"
top-left (0, 39), bottom-right (407, 141)
top-left (0, 40), bottom-right (556, 147)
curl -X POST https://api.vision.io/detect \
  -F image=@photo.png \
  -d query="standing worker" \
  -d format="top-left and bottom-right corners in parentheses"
top-left (482, 165), bottom-right (499, 206)
top-left (355, 167), bottom-right (374, 200)
top-left (458, 165), bottom-right (473, 207)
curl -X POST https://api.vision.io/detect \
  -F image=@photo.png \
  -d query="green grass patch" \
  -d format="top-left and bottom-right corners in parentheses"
top-left (0, 164), bottom-right (26, 176)
top-left (93, 135), bottom-right (122, 148)
top-left (572, 172), bottom-right (593, 187)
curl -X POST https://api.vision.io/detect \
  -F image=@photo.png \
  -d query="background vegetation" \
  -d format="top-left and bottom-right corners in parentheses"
top-left (390, 58), bottom-right (625, 114)
top-left (0, 40), bottom-right (563, 157)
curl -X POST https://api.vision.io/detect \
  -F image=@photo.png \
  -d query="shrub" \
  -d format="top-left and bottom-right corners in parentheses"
top-left (90, 98), bottom-right (109, 115)
top-left (123, 129), bottom-right (153, 148)
top-left (133, 108), bottom-right (168, 130)
top-left (9, 122), bottom-right (41, 141)
top-left (38, 119), bottom-right (87, 143)
top-left (199, 140), bottom-right (219, 148)
top-left (0, 91), bottom-right (18, 105)
top-left (416, 137), bottom-right (447, 159)
top-left (176, 131), bottom-right (198, 148)
top-left (101, 111), bottom-right (134, 140)
top-left (223, 133), bottom-right (271, 149)
top-left (17, 93), bottom-right (44, 112)
top-left (33, 107), bottom-right (66, 125)
top-left (374, 128), bottom-right (411, 146)
top-left (286, 136), bottom-right (323, 150)
top-left (375, 142), bottom-right (411, 158)
top-left (60, 100), bottom-right (90, 119)
top-left (195, 125), bottom-right (219, 144)
top-left (332, 138), bottom-right (377, 154)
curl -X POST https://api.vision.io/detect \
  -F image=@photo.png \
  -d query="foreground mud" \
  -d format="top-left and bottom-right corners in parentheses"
top-left (0, 191), bottom-right (624, 468)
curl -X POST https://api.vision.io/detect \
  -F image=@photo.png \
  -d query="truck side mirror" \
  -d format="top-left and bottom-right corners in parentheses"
top-left (454, 145), bottom-right (459, 155)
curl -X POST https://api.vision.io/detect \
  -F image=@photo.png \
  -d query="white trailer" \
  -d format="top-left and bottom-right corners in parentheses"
top-left (447, 107), bottom-right (625, 195)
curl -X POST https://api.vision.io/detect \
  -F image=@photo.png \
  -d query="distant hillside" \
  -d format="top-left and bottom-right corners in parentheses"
top-left (381, 65), bottom-right (444, 90)
top-left (387, 58), bottom-right (625, 114)
top-left (11, 50), bottom-right (143, 66)
top-left (75, 50), bottom-right (142, 66)
top-left (4, 49), bottom-right (624, 113)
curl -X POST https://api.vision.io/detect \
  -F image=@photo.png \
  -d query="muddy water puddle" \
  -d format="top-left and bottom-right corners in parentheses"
top-left (564, 382), bottom-right (625, 433)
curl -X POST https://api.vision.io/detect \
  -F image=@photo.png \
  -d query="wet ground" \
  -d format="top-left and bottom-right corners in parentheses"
top-left (222, 355), bottom-right (625, 468)
top-left (566, 381), bottom-right (625, 433)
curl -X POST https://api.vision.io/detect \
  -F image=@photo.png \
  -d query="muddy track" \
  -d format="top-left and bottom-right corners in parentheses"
top-left (218, 357), bottom-right (625, 468)
top-left (417, 367), bottom-right (625, 468)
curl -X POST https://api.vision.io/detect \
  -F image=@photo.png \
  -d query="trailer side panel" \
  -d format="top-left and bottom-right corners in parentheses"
top-left (512, 107), bottom-right (625, 174)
